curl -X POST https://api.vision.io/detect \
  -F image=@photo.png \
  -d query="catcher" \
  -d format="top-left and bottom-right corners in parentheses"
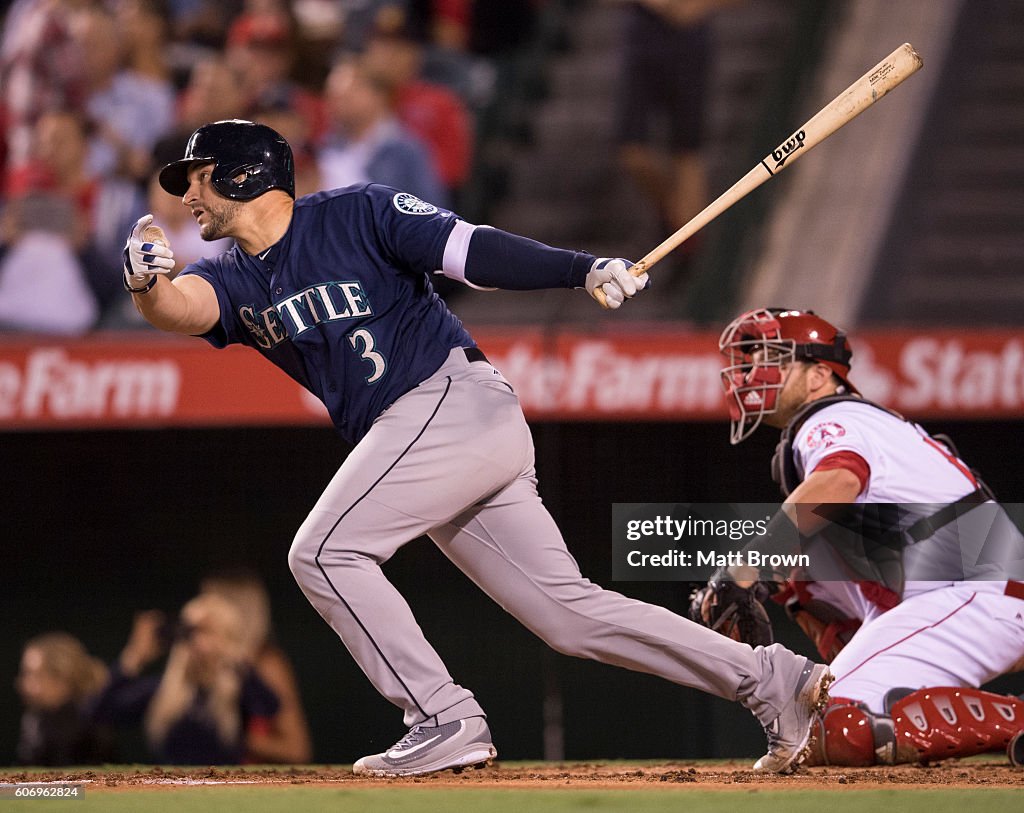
top-left (691, 308), bottom-right (1024, 766)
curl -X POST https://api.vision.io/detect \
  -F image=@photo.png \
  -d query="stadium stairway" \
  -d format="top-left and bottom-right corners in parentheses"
top-left (864, 0), bottom-right (1024, 326)
top-left (453, 0), bottom-right (805, 326)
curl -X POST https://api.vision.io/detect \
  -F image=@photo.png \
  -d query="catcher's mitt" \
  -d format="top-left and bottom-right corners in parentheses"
top-left (688, 580), bottom-right (774, 647)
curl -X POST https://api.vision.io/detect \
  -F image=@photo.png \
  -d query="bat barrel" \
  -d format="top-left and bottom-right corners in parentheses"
top-left (627, 43), bottom-right (923, 280)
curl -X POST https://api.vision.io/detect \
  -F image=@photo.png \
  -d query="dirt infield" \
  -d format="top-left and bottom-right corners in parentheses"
top-left (3, 759), bottom-right (1021, 791)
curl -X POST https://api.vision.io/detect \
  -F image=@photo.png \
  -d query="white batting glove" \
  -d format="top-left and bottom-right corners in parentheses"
top-left (123, 214), bottom-right (174, 293)
top-left (585, 258), bottom-right (649, 309)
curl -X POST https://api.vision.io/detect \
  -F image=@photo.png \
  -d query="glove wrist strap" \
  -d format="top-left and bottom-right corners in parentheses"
top-left (123, 273), bottom-right (158, 294)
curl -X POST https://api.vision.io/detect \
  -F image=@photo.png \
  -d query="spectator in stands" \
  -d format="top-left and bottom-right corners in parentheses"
top-left (3, 108), bottom-right (143, 323)
top-left (5, 110), bottom-right (94, 245)
top-left (176, 56), bottom-right (248, 133)
top-left (614, 0), bottom-right (734, 272)
top-left (91, 594), bottom-right (281, 765)
top-left (318, 54), bottom-right (445, 205)
top-left (200, 569), bottom-right (313, 764)
top-left (393, 0), bottom-right (479, 105)
top-left (330, 0), bottom-right (395, 52)
top-left (428, 0), bottom-right (472, 52)
top-left (251, 101), bottom-right (322, 197)
top-left (0, 112), bottom-right (102, 334)
top-left (0, 0), bottom-right (89, 175)
top-left (0, 195), bottom-right (98, 335)
top-left (224, 8), bottom-right (326, 143)
top-left (362, 12), bottom-right (474, 203)
top-left (70, 5), bottom-right (176, 185)
top-left (161, 0), bottom-right (240, 100)
top-left (15, 632), bottom-right (112, 766)
top-left (165, 0), bottom-right (237, 50)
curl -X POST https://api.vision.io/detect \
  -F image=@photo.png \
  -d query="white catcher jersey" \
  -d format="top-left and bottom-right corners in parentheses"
top-left (791, 400), bottom-right (1021, 602)
top-left (791, 401), bottom-right (978, 505)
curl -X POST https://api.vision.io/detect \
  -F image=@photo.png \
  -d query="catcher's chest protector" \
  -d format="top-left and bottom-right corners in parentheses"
top-left (770, 394), bottom-right (901, 497)
top-left (770, 395), bottom-right (992, 534)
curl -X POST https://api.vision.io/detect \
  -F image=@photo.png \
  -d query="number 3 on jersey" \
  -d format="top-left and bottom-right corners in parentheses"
top-left (348, 329), bottom-right (386, 383)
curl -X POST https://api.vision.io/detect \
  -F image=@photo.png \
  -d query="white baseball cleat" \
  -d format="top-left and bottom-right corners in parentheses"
top-left (753, 661), bottom-right (834, 773)
top-left (352, 716), bottom-right (497, 777)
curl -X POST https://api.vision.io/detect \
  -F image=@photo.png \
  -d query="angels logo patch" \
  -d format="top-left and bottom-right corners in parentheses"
top-left (393, 192), bottom-right (438, 215)
top-left (805, 421), bottom-right (846, 449)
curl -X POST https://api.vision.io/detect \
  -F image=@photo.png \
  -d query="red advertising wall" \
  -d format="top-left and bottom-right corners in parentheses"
top-left (0, 327), bottom-right (1020, 429)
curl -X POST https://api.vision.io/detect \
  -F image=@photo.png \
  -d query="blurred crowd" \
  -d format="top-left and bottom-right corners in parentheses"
top-left (15, 570), bottom-right (314, 766)
top-left (0, 0), bottom-right (545, 333)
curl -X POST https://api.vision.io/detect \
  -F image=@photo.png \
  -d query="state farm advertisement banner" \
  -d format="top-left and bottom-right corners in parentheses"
top-left (0, 328), bottom-right (1021, 429)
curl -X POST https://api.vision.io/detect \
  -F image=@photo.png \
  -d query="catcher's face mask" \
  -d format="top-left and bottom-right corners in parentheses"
top-left (719, 309), bottom-right (794, 445)
top-left (719, 307), bottom-right (857, 444)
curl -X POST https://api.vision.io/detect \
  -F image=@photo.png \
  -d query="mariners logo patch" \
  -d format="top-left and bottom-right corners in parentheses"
top-left (393, 192), bottom-right (438, 216)
top-left (805, 422), bottom-right (846, 449)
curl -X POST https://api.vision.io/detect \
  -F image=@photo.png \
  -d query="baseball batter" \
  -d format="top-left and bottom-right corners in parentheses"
top-left (693, 308), bottom-right (1024, 765)
top-left (123, 120), bottom-right (832, 775)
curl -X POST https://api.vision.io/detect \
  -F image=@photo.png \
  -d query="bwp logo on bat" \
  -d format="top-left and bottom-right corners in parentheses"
top-left (770, 129), bottom-right (806, 171)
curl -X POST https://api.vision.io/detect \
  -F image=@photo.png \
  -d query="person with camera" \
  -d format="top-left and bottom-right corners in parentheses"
top-left (91, 594), bottom-right (280, 765)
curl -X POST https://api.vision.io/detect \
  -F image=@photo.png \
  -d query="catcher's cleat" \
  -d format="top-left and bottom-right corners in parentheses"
top-left (753, 661), bottom-right (834, 773)
top-left (352, 716), bottom-right (497, 777)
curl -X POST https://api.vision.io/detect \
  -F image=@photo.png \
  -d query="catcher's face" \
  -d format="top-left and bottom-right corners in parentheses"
top-left (759, 359), bottom-right (812, 429)
top-left (719, 308), bottom-right (842, 442)
top-left (719, 309), bottom-right (795, 443)
top-left (183, 162), bottom-right (244, 242)
top-left (762, 358), bottom-right (840, 429)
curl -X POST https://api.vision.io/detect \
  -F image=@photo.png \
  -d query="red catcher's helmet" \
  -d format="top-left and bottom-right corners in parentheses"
top-left (719, 308), bottom-right (857, 444)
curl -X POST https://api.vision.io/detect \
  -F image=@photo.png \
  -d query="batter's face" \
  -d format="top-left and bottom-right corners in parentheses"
top-left (183, 162), bottom-right (243, 241)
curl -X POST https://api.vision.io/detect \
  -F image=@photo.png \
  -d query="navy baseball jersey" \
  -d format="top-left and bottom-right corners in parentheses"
top-left (181, 184), bottom-right (473, 444)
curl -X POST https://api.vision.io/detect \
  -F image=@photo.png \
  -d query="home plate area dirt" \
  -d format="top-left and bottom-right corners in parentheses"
top-left (2, 759), bottom-right (1021, 790)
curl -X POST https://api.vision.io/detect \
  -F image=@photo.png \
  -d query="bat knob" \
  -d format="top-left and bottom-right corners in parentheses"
top-left (143, 225), bottom-right (168, 246)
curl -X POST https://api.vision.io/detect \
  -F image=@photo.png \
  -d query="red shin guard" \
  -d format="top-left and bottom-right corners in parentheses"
top-left (809, 688), bottom-right (1024, 766)
top-left (891, 687), bottom-right (1024, 763)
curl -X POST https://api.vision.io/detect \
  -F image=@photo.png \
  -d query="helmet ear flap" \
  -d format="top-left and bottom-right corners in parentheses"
top-left (212, 162), bottom-right (268, 200)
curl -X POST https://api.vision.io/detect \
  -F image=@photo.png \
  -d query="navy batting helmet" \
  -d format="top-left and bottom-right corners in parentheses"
top-left (158, 119), bottom-right (295, 200)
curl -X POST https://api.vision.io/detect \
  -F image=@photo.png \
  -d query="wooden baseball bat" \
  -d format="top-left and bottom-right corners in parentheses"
top-left (593, 42), bottom-right (924, 307)
top-left (143, 224), bottom-right (168, 247)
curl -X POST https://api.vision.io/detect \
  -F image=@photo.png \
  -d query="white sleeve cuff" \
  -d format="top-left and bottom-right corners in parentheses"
top-left (438, 220), bottom-right (497, 291)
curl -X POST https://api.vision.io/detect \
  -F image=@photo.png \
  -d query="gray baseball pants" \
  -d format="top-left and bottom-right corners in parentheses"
top-left (288, 348), bottom-right (804, 731)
